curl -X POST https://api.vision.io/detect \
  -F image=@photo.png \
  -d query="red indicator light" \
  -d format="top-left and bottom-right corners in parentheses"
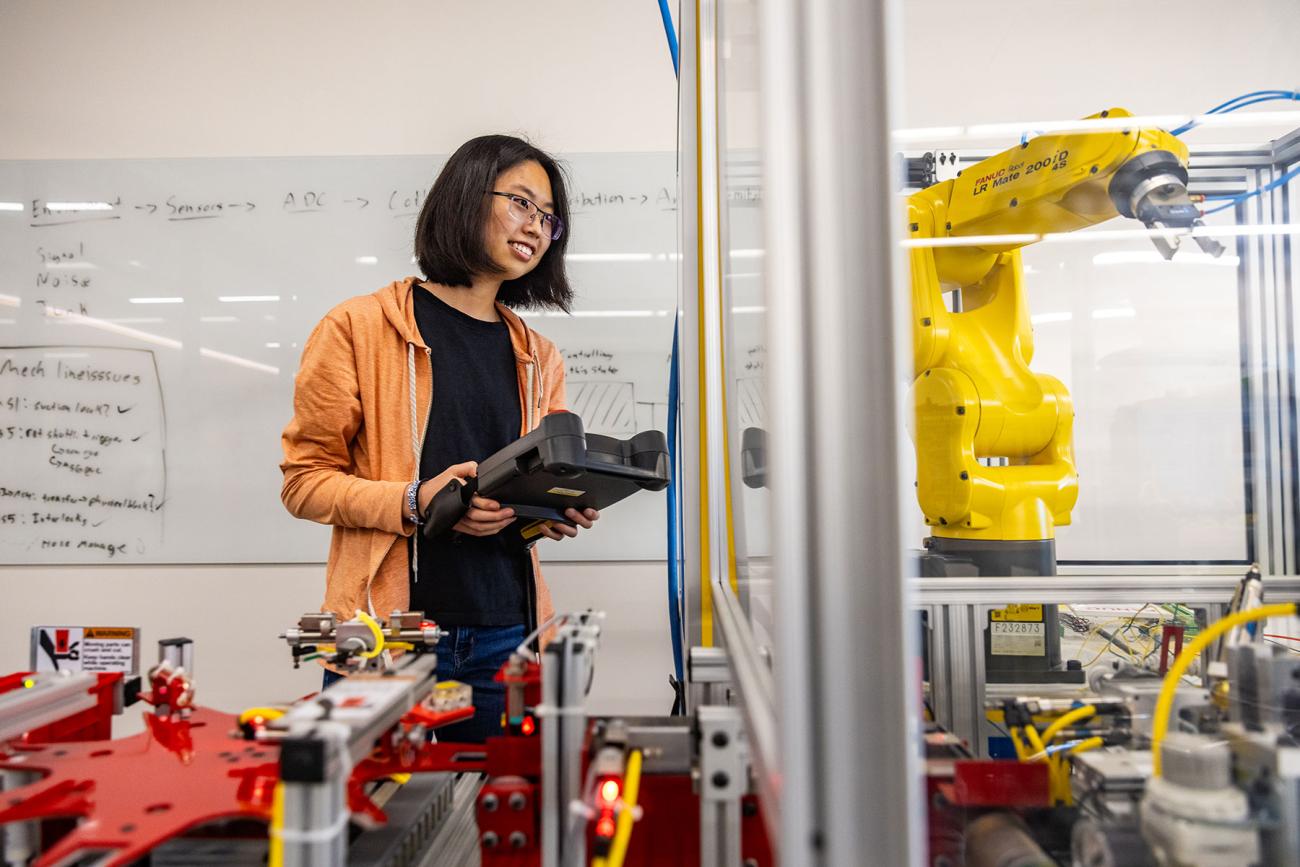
top-left (600, 779), bottom-right (620, 803)
top-left (596, 814), bottom-right (616, 838)
top-left (521, 715), bottom-right (536, 736)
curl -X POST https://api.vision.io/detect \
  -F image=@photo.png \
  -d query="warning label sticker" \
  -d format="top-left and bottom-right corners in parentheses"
top-left (990, 621), bottom-right (1046, 657)
top-left (31, 626), bottom-right (138, 674)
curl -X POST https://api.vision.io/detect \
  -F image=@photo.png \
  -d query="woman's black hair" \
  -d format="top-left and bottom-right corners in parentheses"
top-left (414, 134), bottom-right (573, 311)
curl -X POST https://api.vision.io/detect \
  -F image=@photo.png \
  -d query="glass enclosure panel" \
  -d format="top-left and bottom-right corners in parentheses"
top-left (716, 0), bottom-right (774, 654)
top-left (1025, 213), bottom-right (1249, 565)
top-left (897, 0), bottom-right (1300, 573)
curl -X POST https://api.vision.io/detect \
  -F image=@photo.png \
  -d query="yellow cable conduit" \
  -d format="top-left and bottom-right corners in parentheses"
top-left (1151, 601), bottom-right (1296, 776)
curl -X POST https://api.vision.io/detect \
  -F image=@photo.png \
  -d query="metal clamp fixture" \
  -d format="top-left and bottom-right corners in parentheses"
top-left (689, 646), bottom-right (730, 709)
top-left (280, 610), bottom-right (445, 674)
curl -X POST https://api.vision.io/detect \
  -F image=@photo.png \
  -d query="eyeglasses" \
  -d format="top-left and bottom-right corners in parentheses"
top-left (491, 191), bottom-right (565, 241)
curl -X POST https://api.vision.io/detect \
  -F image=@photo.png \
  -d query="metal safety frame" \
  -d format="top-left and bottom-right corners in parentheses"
top-left (1232, 128), bottom-right (1300, 576)
top-left (905, 130), bottom-right (1300, 757)
top-left (540, 615), bottom-right (604, 867)
top-left (697, 705), bottom-right (746, 867)
top-left (921, 574), bottom-right (1300, 756)
top-left (677, 0), bottom-right (923, 865)
top-left (676, 0), bottom-right (730, 666)
top-left (679, 3), bottom-right (1300, 865)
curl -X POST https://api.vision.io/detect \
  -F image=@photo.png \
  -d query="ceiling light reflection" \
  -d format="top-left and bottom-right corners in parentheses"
top-left (1092, 251), bottom-right (1240, 267)
top-left (1196, 110), bottom-right (1300, 129)
top-left (567, 310), bottom-right (656, 318)
top-left (1192, 223), bottom-right (1300, 238)
top-left (892, 110), bottom-right (1300, 145)
top-left (901, 233), bottom-right (1040, 248)
top-left (562, 252), bottom-right (684, 263)
top-left (42, 304), bottom-right (182, 350)
top-left (1041, 227), bottom-right (1187, 245)
top-left (199, 347), bottom-right (279, 375)
top-left (891, 126), bottom-right (964, 143)
top-left (968, 114), bottom-right (1189, 140)
top-left (565, 253), bottom-right (655, 263)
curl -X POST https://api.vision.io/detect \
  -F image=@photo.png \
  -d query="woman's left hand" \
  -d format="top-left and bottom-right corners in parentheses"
top-left (537, 507), bottom-right (599, 541)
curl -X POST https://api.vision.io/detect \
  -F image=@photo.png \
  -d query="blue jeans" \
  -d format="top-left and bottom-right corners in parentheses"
top-left (321, 624), bottom-right (526, 744)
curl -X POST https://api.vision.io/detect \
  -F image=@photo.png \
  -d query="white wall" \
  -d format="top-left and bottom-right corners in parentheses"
top-left (0, 0), bottom-right (678, 721)
top-left (900, 0), bottom-right (1300, 136)
top-left (0, 0), bottom-right (678, 159)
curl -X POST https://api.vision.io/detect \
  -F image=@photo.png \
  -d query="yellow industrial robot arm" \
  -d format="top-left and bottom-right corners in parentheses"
top-left (907, 108), bottom-right (1222, 544)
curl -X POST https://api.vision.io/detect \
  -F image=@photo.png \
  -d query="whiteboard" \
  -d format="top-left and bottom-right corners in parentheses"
top-left (0, 153), bottom-right (678, 563)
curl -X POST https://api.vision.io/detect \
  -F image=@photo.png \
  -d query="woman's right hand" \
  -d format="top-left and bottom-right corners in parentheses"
top-left (450, 494), bottom-right (516, 537)
top-left (417, 460), bottom-right (478, 516)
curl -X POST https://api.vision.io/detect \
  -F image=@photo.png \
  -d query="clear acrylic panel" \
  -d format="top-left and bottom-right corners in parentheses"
top-left (716, 0), bottom-right (774, 657)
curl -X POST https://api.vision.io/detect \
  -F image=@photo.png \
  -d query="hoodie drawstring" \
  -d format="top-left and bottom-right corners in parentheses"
top-left (408, 342), bottom-right (421, 581)
top-left (525, 362), bottom-right (535, 431)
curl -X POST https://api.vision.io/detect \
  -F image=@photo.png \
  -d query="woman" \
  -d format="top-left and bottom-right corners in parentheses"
top-left (280, 135), bottom-right (598, 742)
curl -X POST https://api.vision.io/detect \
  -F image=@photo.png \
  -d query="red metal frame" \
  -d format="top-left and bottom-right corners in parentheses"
top-left (950, 759), bottom-right (1051, 807)
top-left (0, 708), bottom-right (279, 867)
top-left (0, 655), bottom-right (778, 867)
top-left (0, 691), bottom-right (511, 866)
top-left (924, 726), bottom-right (1062, 866)
top-left (0, 672), bottom-right (122, 744)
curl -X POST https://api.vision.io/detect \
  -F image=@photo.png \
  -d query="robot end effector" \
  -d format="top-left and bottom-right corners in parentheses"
top-left (1108, 149), bottom-right (1225, 260)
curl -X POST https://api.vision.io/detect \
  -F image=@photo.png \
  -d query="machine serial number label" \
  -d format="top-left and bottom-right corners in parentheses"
top-left (990, 621), bottom-right (1046, 657)
top-left (546, 486), bottom-right (585, 497)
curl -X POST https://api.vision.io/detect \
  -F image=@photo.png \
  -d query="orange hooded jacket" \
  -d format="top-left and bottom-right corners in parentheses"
top-left (280, 276), bottom-right (562, 636)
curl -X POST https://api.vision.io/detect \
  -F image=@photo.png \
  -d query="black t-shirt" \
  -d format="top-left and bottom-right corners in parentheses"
top-left (410, 288), bottom-right (529, 626)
